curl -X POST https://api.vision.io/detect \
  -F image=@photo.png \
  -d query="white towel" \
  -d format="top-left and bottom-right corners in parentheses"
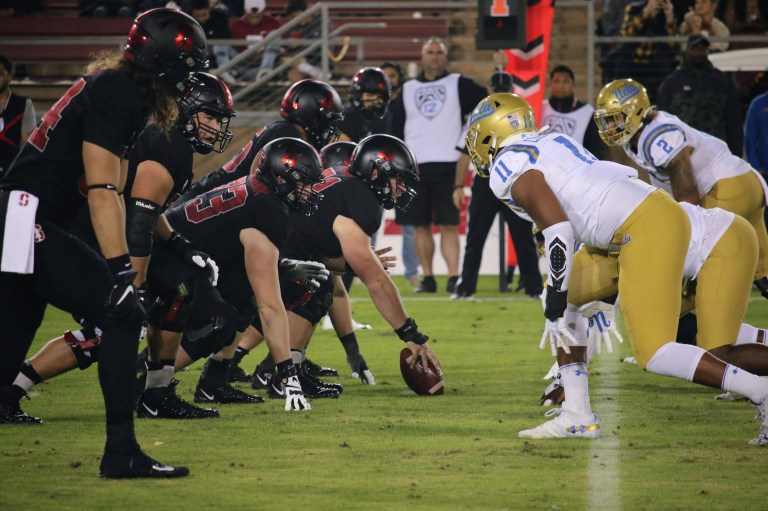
top-left (1, 190), bottom-right (39, 274)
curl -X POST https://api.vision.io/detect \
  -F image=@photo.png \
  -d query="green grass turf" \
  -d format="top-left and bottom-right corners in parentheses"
top-left (1, 275), bottom-right (767, 510)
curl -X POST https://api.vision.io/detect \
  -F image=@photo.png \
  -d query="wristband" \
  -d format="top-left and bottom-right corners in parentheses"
top-left (395, 317), bottom-right (429, 345)
top-left (106, 254), bottom-right (133, 279)
top-left (544, 286), bottom-right (568, 321)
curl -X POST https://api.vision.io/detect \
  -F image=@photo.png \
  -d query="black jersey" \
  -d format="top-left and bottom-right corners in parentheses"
top-left (1, 70), bottom-right (148, 224)
top-left (282, 169), bottom-right (382, 261)
top-left (166, 174), bottom-right (290, 269)
top-left (336, 106), bottom-right (395, 142)
top-left (124, 124), bottom-right (194, 210)
top-left (183, 119), bottom-right (301, 199)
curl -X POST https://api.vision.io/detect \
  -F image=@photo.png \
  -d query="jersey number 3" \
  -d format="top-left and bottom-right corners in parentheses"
top-left (186, 180), bottom-right (248, 223)
top-left (28, 79), bottom-right (87, 152)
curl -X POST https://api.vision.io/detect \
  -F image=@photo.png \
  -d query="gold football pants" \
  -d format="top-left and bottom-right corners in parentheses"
top-left (680, 215), bottom-right (758, 350)
top-left (702, 171), bottom-right (768, 280)
top-left (567, 190), bottom-right (690, 367)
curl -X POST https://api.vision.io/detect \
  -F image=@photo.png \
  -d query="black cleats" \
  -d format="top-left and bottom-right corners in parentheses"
top-left (297, 364), bottom-right (341, 399)
top-left (0, 400), bottom-right (42, 425)
top-left (136, 382), bottom-right (219, 419)
top-left (227, 364), bottom-right (251, 383)
top-left (194, 383), bottom-right (264, 404)
top-left (304, 358), bottom-right (338, 377)
top-left (446, 276), bottom-right (459, 293)
top-left (100, 450), bottom-right (189, 479)
top-left (250, 356), bottom-right (274, 390)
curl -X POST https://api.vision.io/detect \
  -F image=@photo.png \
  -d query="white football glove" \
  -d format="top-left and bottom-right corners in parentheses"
top-left (283, 375), bottom-right (311, 411)
top-left (191, 254), bottom-right (219, 287)
top-left (540, 317), bottom-right (576, 356)
top-left (279, 258), bottom-right (330, 289)
top-left (581, 301), bottom-right (624, 355)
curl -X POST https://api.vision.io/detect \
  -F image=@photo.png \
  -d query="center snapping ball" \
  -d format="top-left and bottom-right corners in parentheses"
top-left (399, 347), bottom-right (444, 395)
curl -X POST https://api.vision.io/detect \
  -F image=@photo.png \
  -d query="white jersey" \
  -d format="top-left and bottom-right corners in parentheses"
top-left (541, 100), bottom-right (594, 144)
top-left (679, 202), bottom-right (735, 280)
top-left (623, 111), bottom-right (753, 197)
top-left (402, 73), bottom-right (462, 164)
top-left (489, 133), bottom-right (655, 249)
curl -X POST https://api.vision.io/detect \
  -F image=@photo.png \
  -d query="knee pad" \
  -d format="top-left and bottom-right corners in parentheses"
top-left (148, 281), bottom-right (197, 332)
top-left (181, 315), bottom-right (238, 361)
top-left (64, 325), bottom-right (102, 370)
top-left (288, 277), bottom-right (334, 326)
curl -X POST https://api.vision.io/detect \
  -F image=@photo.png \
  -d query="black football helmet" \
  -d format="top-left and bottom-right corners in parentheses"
top-left (348, 134), bottom-right (419, 211)
top-left (349, 67), bottom-right (391, 120)
top-left (320, 141), bottom-right (356, 171)
top-left (124, 8), bottom-right (209, 92)
top-left (177, 72), bottom-right (237, 154)
top-left (256, 137), bottom-right (325, 216)
top-left (280, 80), bottom-right (343, 150)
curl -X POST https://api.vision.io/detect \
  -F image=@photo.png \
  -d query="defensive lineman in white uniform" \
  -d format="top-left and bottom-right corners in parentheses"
top-left (466, 92), bottom-right (768, 444)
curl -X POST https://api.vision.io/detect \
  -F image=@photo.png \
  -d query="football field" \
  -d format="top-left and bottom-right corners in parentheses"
top-left (1, 276), bottom-right (766, 510)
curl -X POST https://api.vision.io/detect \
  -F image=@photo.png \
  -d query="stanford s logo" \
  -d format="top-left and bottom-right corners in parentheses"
top-left (34, 224), bottom-right (45, 243)
top-left (18, 193), bottom-right (29, 207)
top-left (416, 85), bottom-right (446, 120)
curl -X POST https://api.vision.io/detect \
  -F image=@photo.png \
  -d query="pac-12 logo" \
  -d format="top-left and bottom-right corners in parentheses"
top-left (612, 83), bottom-right (640, 104)
top-left (416, 85), bottom-right (446, 120)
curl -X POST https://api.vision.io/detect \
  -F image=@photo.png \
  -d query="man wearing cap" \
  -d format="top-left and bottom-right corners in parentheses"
top-left (230, 0), bottom-right (281, 80)
top-left (657, 33), bottom-right (743, 155)
top-left (541, 65), bottom-right (605, 160)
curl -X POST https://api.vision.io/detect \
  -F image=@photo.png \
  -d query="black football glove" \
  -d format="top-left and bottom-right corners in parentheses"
top-left (166, 231), bottom-right (219, 286)
top-left (105, 270), bottom-right (145, 323)
top-left (346, 353), bottom-right (375, 385)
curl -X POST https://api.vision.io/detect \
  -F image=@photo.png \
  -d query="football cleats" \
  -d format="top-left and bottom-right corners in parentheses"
top-left (593, 79), bottom-right (651, 146)
top-left (349, 67), bottom-right (391, 119)
top-left (347, 134), bottom-right (419, 211)
top-left (320, 141), bottom-right (356, 171)
top-left (280, 80), bottom-right (343, 149)
top-left (177, 72), bottom-right (236, 154)
top-left (256, 137), bottom-right (325, 215)
top-left (465, 93), bottom-right (537, 177)
top-left (124, 8), bottom-right (209, 92)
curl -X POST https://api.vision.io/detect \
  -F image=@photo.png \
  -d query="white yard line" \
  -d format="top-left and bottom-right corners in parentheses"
top-left (588, 353), bottom-right (621, 511)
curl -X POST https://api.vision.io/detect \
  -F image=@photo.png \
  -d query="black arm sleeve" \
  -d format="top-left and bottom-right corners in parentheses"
top-left (126, 198), bottom-right (161, 257)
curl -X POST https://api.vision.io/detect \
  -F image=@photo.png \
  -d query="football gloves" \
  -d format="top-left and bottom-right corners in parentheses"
top-left (283, 375), bottom-right (311, 411)
top-left (278, 258), bottom-right (330, 289)
top-left (166, 231), bottom-right (219, 286)
top-left (540, 317), bottom-right (576, 356)
top-left (581, 301), bottom-right (624, 355)
top-left (347, 353), bottom-right (375, 385)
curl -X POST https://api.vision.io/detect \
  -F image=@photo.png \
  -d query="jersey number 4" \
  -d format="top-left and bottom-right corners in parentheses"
top-left (28, 79), bottom-right (87, 152)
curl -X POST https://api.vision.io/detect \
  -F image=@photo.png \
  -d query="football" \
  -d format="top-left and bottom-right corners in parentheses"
top-left (399, 347), bottom-right (444, 395)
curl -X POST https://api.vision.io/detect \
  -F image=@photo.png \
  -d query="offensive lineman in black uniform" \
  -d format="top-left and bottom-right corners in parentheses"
top-left (238, 134), bottom-right (442, 396)
top-left (158, 137), bottom-right (324, 411)
top-left (0, 71), bottom-right (234, 421)
top-left (0, 8), bottom-right (208, 478)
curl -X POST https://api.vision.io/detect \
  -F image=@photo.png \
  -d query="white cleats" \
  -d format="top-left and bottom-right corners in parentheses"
top-left (321, 316), bottom-right (372, 330)
top-left (749, 396), bottom-right (768, 446)
top-left (714, 391), bottom-right (747, 401)
top-left (518, 407), bottom-right (601, 439)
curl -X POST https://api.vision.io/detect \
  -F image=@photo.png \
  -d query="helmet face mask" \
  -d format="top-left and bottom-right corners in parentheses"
top-left (350, 67), bottom-right (392, 120)
top-left (465, 93), bottom-right (537, 177)
top-left (594, 79), bottom-right (650, 146)
top-left (280, 80), bottom-right (344, 149)
top-left (256, 137), bottom-right (325, 215)
top-left (124, 8), bottom-right (209, 92)
top-left (348, 134), bottom-right (419, 211)
top-left (178, 72), bottom-right (237, 154)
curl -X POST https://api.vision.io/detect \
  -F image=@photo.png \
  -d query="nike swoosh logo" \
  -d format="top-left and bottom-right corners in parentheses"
top-left (151, 464), bottom-right (175, 472)
top-left (141, 403), bottom-right (159, 416)
top-left (199, 389), bottom-right (214, 401)
top-left (271, 384), bottom-right (285, 397)
top-left (255, 373), bottom-right (270, 386)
